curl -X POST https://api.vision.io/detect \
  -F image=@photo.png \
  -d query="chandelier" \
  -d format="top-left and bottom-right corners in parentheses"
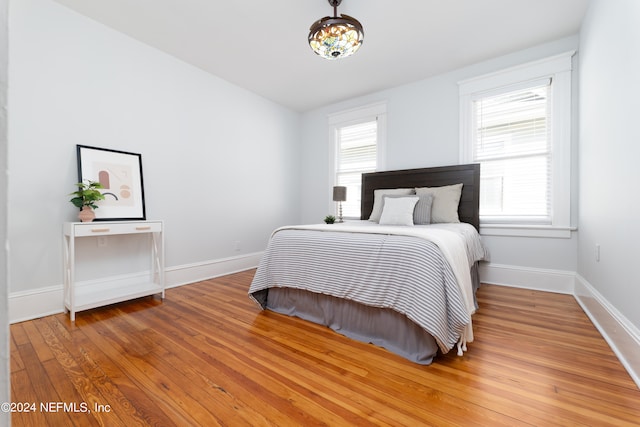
top-left (308, 0), bottom-right (364, 60)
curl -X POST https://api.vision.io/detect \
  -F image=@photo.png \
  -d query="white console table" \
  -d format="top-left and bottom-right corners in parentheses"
top-left (63, 220), bottom-right (165, 322)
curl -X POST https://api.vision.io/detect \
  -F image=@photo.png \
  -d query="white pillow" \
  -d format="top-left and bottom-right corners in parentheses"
top-left (415, 183), bottom-right (463, 223)
top-left (378, 196), bottom-right (419, 226)
top-left (368, 188), bottom-right (414, 222)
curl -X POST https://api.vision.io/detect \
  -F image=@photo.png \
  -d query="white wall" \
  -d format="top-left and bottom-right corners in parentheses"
top-left (300, 36), bottom-right (580, 290)
top-left (578, 0), bottom-right (640, 330)
top-left (8, 0), bottom-right (301, 319)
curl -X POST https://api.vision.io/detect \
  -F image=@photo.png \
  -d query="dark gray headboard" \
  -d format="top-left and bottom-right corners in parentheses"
top-left (360, 164), bottom-right (481, 231)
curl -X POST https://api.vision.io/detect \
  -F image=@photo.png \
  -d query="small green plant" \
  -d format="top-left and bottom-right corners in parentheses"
top-left (69, 180), bottom-right (105, 209)
top-left (324, 215), bottom-right (336, 224)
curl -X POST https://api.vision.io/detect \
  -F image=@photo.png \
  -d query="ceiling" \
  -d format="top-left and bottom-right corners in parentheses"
top-left (53, 0), bottom-right (590, 112)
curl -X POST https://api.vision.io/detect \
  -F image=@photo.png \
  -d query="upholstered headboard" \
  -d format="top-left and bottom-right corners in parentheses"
top-left (360, 164), bottom-right (481, 231)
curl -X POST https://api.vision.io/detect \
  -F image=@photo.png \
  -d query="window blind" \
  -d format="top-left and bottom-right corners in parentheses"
top-left (473, 81), bottom-right (552, 223)
top-left (336, 120), bottom-right (377, 218)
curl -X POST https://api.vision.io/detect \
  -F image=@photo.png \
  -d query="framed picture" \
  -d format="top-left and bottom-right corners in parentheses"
top-left (76, 145), bottom-right (146, 221)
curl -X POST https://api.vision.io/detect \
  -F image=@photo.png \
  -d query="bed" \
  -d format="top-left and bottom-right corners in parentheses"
top-left (249, 164), bottom-right (485, 364)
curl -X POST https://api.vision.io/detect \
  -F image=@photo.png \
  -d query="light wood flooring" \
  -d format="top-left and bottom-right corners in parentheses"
top-left (10, 270), bottom-right (640, 426)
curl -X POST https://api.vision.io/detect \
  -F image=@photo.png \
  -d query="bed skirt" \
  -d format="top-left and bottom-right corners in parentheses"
top-left (264, 287), bottom-right (440, 364)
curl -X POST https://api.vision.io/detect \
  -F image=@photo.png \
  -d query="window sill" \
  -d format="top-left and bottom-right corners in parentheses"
top-left (479, 224), bottom-right (577, 239)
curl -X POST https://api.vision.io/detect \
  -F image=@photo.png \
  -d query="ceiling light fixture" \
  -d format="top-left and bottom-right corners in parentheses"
top-left (308, 0), bottom-right (364, 60)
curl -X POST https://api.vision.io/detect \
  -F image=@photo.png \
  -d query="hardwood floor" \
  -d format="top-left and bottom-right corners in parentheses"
top-left (10, 270), bottom-right (640, 426)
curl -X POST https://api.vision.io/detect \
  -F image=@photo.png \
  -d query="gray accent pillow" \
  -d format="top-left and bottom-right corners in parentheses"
top-left (415, 183), bottom-right (463, 223)
top-left (413, 193), bottom-right (434, 225)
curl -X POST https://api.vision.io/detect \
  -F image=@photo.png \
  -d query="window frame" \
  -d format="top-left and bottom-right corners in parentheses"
top-left (459, 51), bottom-right (575, 238)
top-left (328, 102), bottom-right (387, 219)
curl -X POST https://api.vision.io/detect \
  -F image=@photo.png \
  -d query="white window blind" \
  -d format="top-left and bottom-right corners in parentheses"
top-left (473, 81), bottom-right (552, 224)
top-left (335, 120), bottom-right (378, 218)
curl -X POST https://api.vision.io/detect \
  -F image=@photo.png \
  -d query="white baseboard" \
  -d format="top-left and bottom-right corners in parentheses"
top-left (8, 251), bottom-right (263, 324)
top-left (165, 251), bottom-right (263, 289)
top-left (9, 284), bottom-right (67, 324)
top-left (479, 262), bottom-right (576, 294)
top-left (574, 275), bottom-right (640, 389)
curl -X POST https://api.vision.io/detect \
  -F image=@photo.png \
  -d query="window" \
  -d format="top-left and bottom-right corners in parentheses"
top-left (335, 121), bottom-right (377, 218)
top-left (329, 103), bottom-right (386, 219)
top-left (474, 80), bottom-right (552, 223)
top-left (459, 51), bottom-right (574, 237)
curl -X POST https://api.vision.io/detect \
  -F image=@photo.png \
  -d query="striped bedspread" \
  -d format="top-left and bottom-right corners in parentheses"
top-left (249, 222), bottom-right (485, 354)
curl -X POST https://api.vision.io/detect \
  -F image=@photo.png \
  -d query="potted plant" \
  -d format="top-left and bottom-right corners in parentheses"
top-left (69, 180), bottom-right (105, 222)
top-left (324, 215), bottom-right (336, 224)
